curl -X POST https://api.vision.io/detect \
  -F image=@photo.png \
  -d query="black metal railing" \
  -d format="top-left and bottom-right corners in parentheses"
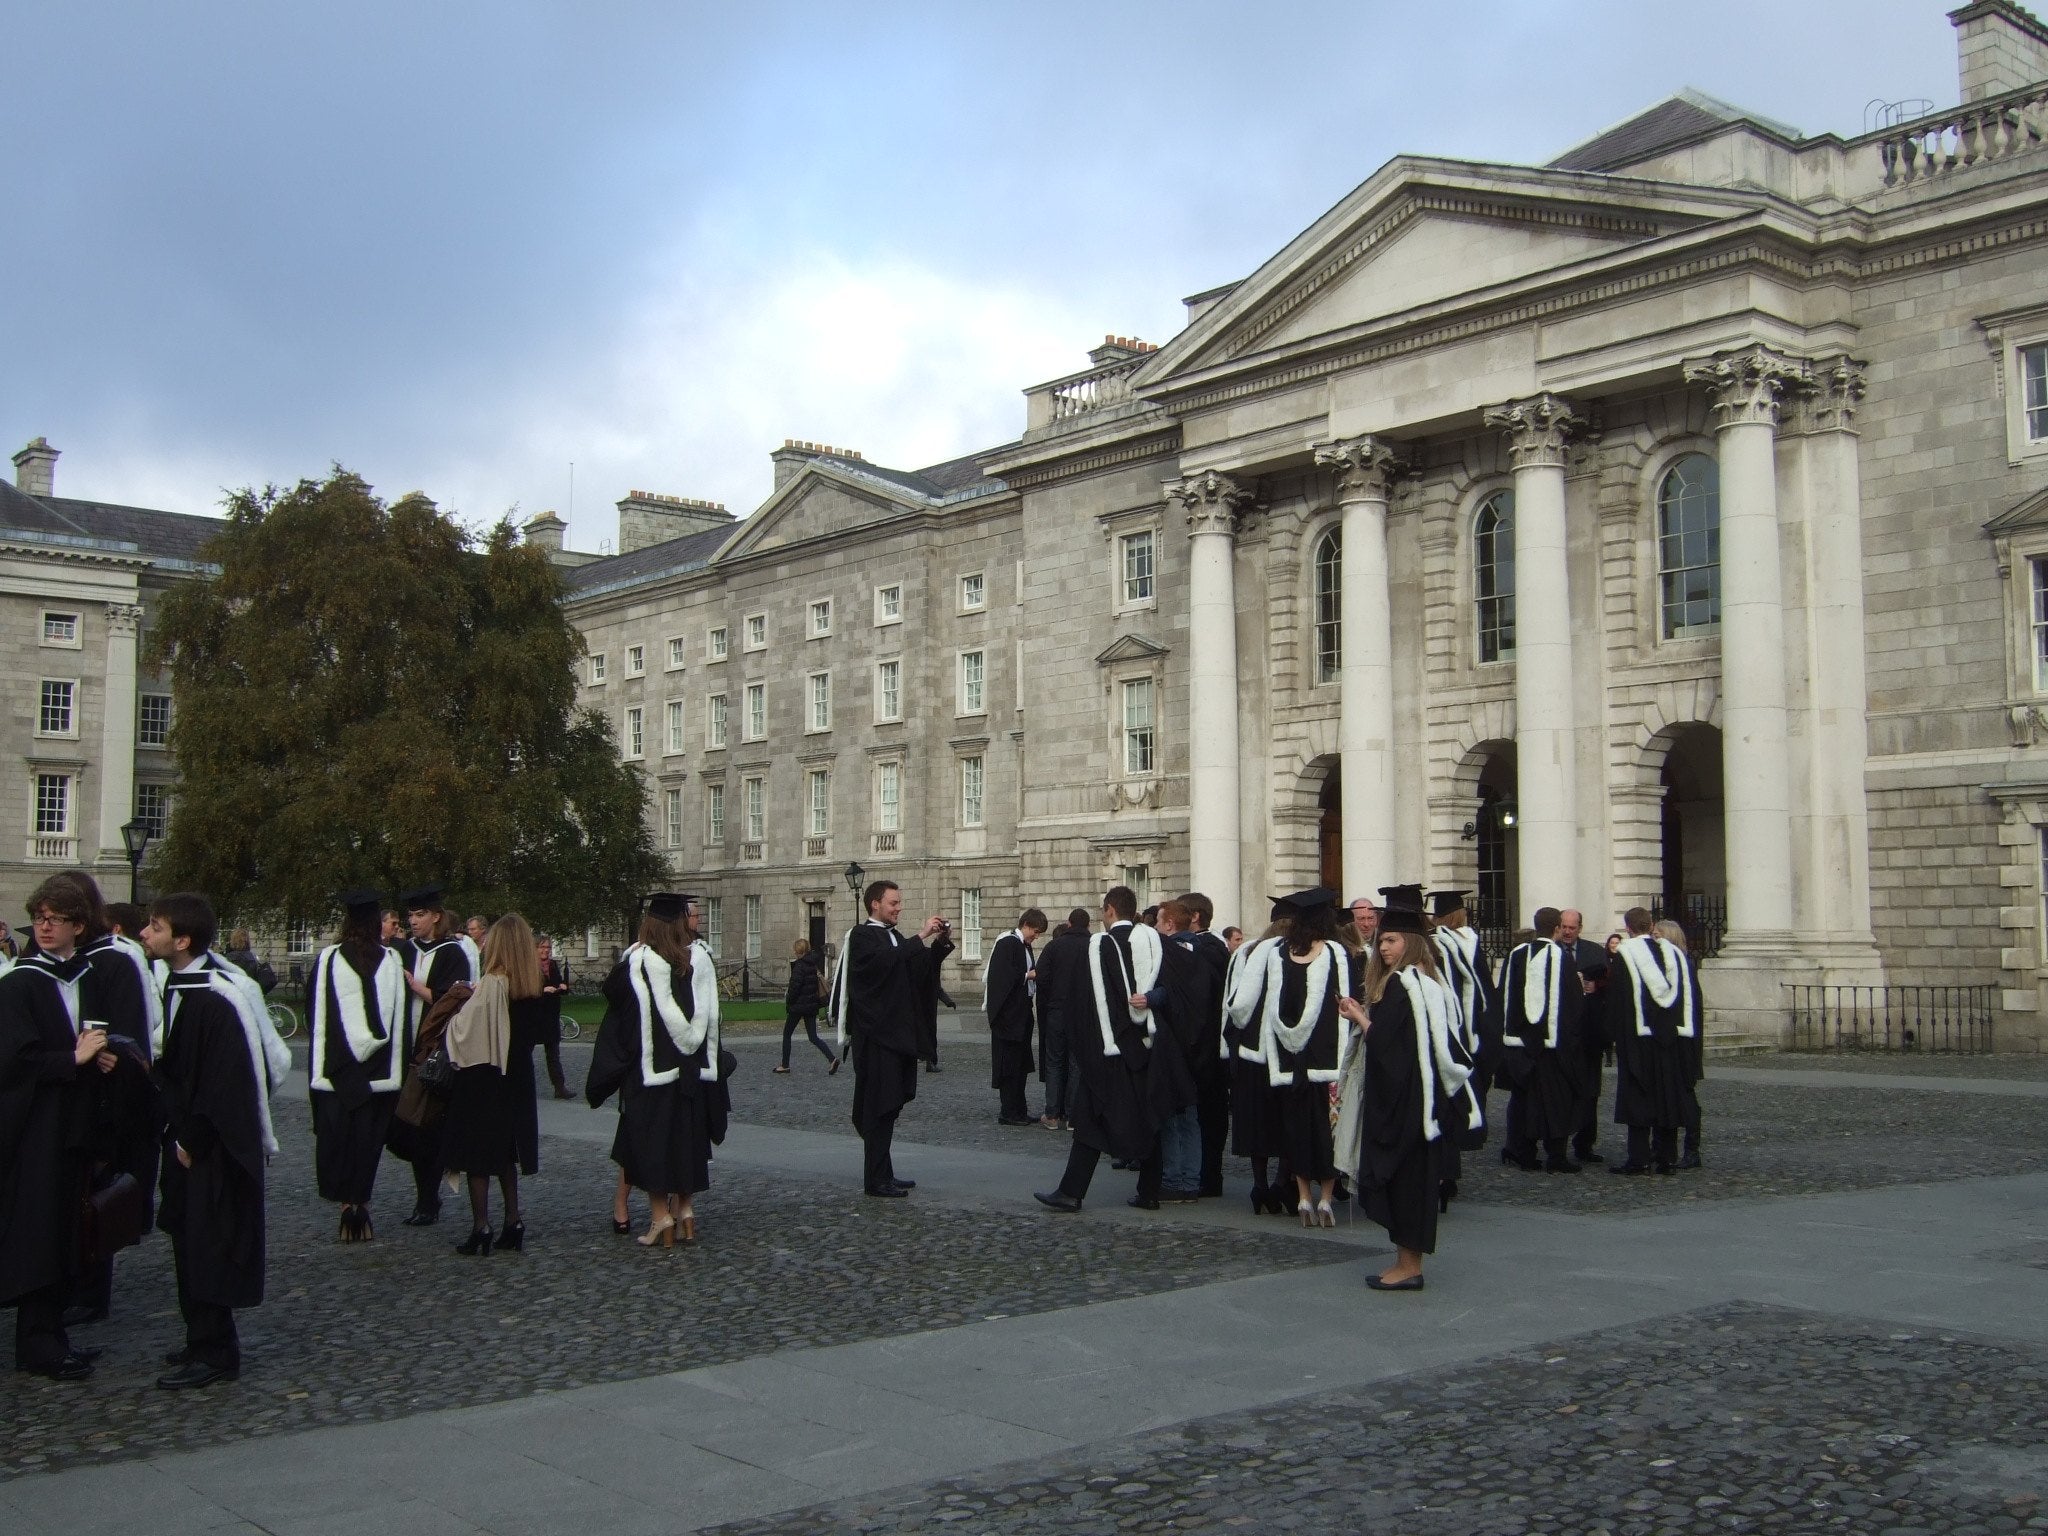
top-left (1650, 895), bottom-right (1727, 960)
top-left (1470, 900), bottom-right (1516, 967)
top-left (1785, 983), bottom-right (1995, 1053)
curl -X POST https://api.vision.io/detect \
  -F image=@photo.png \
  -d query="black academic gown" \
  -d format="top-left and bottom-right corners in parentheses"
top-left (1607, 939), bottom-right (1703, 1133)
top-left (1496, 940), bottom-right (1585, 1143)
top-left (1066, 923), bottom-right (1186, 1164)
top-left (156, 969), bottom-right (266, 1309)
top-left (1224, 937), bottom-right (1284, 1160)
top-left (81, 933), bottom-right (165, 1228)
top-left (1241, 945), bottom-right (1352, 1181)
top-left (307, 943), bottom-right (402, 1203)
top-left (0, 953), bottom-right (97, 1306)
top-left (388, 935), bottom-right (476, 1167)
top-left (1357, 974), bottom-right (1477, 1256)
top-left (839, 923), bottom-right (950, 1136)
top-left (984, 931), bottom-right (1036, 1089)
top-left (586, 948), bottom-right (719, 1194)
top-left (1032, 927), bottom-right (1087, 1082)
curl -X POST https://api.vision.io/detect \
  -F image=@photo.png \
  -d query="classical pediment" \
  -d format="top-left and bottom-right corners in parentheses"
top-left (1136, 158), bottom-right (1758, 386)
top-left (1986, 485), bottom-right (2048, 535)
top-left (716, 464), bottom-right (924, 561)
top-left (1096, 633), bottom-right (1170, 665)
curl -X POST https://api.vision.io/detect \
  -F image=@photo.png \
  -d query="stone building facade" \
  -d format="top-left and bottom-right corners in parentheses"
top-left (559, 2), bottom-right (2048, 1044)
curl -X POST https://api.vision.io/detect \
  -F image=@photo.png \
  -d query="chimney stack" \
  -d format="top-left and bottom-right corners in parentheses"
top-left (615, 489), bottom-right (734, 554)
top-left (770, 439), bottom-right (867, 489)
top-left (523, 509), bottom-right (567, 553)
top-left (12, 437), bottom-right (58, 498)
top-left (1952, 1), bottom-right (2048, 102)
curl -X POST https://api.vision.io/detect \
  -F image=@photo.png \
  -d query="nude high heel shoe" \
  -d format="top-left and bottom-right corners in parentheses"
top-left (636, 1215), bottom-right (677, 1248)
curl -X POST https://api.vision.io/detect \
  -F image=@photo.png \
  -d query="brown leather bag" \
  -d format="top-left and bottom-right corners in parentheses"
top-left (393, 982), bottom-right (470, 1128)
top-left (78, 1172), bottom-right (147, 1268)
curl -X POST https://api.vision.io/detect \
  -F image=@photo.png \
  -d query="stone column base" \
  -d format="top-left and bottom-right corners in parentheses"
top-left (1699, 931), bottom-right (1889, 1049)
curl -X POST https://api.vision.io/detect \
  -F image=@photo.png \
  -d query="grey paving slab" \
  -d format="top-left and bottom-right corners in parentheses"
top-left (1715, 1063), bottom-right (2048, 1095)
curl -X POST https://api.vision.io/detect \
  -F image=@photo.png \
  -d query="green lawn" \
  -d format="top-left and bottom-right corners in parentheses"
top-left (562, 996), bottom-right (787, 1025)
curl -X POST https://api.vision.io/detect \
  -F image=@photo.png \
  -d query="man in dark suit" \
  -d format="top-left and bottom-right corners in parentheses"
top-left (983, 908), bottom-right (1046, 1125)
top-left (835, 880), bottom-right (952, 1196)
top-left (1557, 909), bottom-right (1611, 1164)
top-left (1032, 910), bottom-right (1089, 1129)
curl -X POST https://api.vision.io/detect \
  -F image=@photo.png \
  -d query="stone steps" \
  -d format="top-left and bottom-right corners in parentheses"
top-left (1703, 1034), bottom-right (1779, 1057)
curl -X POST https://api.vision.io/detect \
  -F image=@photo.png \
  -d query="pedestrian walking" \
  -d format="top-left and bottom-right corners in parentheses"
top-left (776, 938), bottom-right (838, 1074)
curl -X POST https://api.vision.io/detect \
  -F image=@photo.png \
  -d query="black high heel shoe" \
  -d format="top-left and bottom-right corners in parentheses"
top-left (497, 1222), bottom-right (525, 1252)
top-left (455, 1227), bottom-right (495, 1256)
top-left (612, 1217), bottom-right (631, 1235)
top-left (1263, 1189), bottom-right (1291, 1217)
top-left (1249, 1186), bottom-right (1268, 1215)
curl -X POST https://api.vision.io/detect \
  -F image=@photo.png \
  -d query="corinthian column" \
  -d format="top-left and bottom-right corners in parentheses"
top-left (1172, 470), bottom-right (1254, 927)
top-left (1683, 344), bottom-right (1807, 940)
top-left (1482, 392), bottom-right (1585, 913)
top-left (97, 602), bottom-right (144, 863)
top-left (1313, 435), bottom-right (1400, 897)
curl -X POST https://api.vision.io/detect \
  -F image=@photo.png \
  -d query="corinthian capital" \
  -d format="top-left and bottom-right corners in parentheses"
top-left (104, 602), bottom-right (145, 637)
top-left (1169, 470), bottom-right (1255, 538)
top-left (1789, 355), bottom-right (1868, 435)
top-left (1481, 393), bottom-right (1586, 470)
top-left (1682, 344), bottom-right (1812, 430)
top-left (1312, 436), bottom-right (1401, 502)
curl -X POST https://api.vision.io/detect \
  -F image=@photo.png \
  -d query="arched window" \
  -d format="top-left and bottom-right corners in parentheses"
top-left (1658, 453), bottom-right (1721, 639)
top-left (1475, 491), bottom-right (1515, 663)
top-left (1313, 528), bottom-right (1341, 684)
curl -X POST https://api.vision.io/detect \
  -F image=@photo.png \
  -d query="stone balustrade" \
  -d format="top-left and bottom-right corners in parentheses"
top-left (1024, 355), bottom-right (1147, 434)
top-left (1877, 80), bottom-right (2048, 185)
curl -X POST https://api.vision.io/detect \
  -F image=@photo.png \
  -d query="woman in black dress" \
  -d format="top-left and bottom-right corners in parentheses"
top-left (1339, 904), bottom-right (1480, 1292)
top-left (441, 913), bottom-right (546, 1255)
top-left (585, 894), bottom-right (721, 1248)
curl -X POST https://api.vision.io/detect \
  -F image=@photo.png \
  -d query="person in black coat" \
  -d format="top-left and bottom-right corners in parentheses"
top-left (391, 884), bottom-right (479, 1225)
top-left (1606, 909), bottom-right (1704, 1176)
top-left (1496, 907), bottom-right (1588, 1173)
top-left (777, 938), bottom-right (837, 1074)
top-left (0, 877), bottom-right (127, 1379)
top-left (535, 933), bottom-right (574, 1099)
top-left (442, 914), bottom-right (548, 1253)
top-left (1032, 910), bottom-right (1089, 1130)
top-left (144, 892), bottom-right (272, 1388)
top-left (1558, 908), bottom-right (1613, 1164)
top-left (829, 880), bottom-right (951, 1196)
top-left (982, 909), bottom-right (1045, 1124)
top-left (1174, 892), bottom-right (1232, 1198)
top-left (307, 891), bottom-right (407, 1242)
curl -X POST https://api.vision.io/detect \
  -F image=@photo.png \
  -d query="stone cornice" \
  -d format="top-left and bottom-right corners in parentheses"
top-left (988, 425), bottom-right (1183, 492)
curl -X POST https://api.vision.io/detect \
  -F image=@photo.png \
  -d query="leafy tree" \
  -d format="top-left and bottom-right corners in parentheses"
top-left (147, 468), bottom-right (664, 934)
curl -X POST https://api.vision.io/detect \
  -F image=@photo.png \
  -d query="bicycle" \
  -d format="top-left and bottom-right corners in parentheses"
top-left (266, 1001), bottom-right (299, 1040)
top-left (560, 1012), bottom-right (582, 1042)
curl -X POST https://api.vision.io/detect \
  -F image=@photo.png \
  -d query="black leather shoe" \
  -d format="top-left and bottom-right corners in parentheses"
top-left (865, 1184), bottom-right (908, 1198)
top-left (1677, 1152), bottom-right (1703, 1171)
top-left (890, 1178), bottom-right (917, 1191)
top-left (1654, 1163), bottom-right (1676, 1175)
top-left (923, 1062), bottom-right (941, 1073)
top-left (1501, 1151), bottom-right (1542, 1172)
top-left (455, 1227), bottom-right (495, 1256)
top-left (1365, 1273), bottom-right (1425, 1292)
top-left (1111, 1157), bottom-right (1138, 1171)
top-left (157, 1360), bottom-right (238, 1390)
top-left (998, 1115), bottom-right (1036, 1126)
top-left (1609, 1163), bottom-right (1652, 1176)
top-left (1127, 1195), bottom-right (1160, 1210)
top-left (1575, 1149), bottom-right (1605, 1165)
top-left (1546, 1159), bottom-right (1582, 1174)
top-left (163, 1346), bottom-right (193, 1366)
top-left (402, 1207), bottom-right (440, 1227)
top-left (61, 1305), bottom-right (108, 1328)
top-left (18, 1352), bottom-right (94, 1381)
top-left (1034, 1190), bottom-right (1082, 1212)
top-left (71, 1346), bottom-right (104, 1364)
top-left (497, 1222), bottom-right (525, 1252)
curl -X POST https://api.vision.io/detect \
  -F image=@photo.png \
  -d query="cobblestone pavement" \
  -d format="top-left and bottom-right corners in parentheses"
top-left (701, 1301), bottom-right (2048, 1535)
top-left (1763, 1052), bottom-right (2048, 1080)
top-left (732, 1034), bottom-right (2048, 1214)
top-left (0, 1107), bottom-right (1337, 1480)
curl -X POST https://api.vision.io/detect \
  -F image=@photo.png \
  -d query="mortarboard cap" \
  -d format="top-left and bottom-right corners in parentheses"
top-left (398, 883), bottom-right (445, 912)
top-left (1273, 887), bottom-right (1339, 914)
top-left (1429, 889), bottom-right (1468, 918)
top-left (339, 888), bottom-right (383, 924)
top-left (645, 892), bottom-right (692, 922)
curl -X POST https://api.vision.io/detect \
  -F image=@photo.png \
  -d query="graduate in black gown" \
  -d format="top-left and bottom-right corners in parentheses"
top-left (308, 890), bottom-right (407, 1241)
top-left (1224, 889), bottom-right (1355, 1225)
top-left (1173, 892), bottom-right (1233, 1199)
top-left (586, 894), bottom-right (723, 1245)
top-left (0, 877), bottom-right (127, 1378)
top-left (1338, 897), bottom-right (1480, 1292)
top-left (830, 880), bottom-right (951, 1197)
top-left (982, 910), bottom-right (1045, 1126)
top-left (1605, 908), bottom-right (1704, 1176)
top-left (1425, 888), bottom-right (1498, 1210)
top-left (1496, 907), bottom-right (1587, 1173)
top-left (442, 914), bottom-right (548, 1253)
top-left (1223, 906), bottom-right (1292, 1215)
top-left (392, 884), bottom-right (480, 1225)
top-left (1148, 901), bottom-right (1225, 1201)
top-left (145, 892), bottom-right (273, 1388)
top-left (1033, 885), bottom-right (1192, 1213)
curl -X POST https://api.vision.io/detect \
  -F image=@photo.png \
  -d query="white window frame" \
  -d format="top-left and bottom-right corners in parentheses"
top-left (875, 658), bottom-right (902, 723)
top-left (744, 894), bottom-right (762, 960)
top-left (36, 678), bottom-right (78, 738)
top-left (707, 625), bottom-right (729, 662)
top-left (588, 652), bottom-right (608, 685)
top-left (960, 754), bottom-right (984, 828)
top-left (33, 772), bottom-right (71, 836)
top-left (138, 692), bottom-right (173, 748)
top-left (743, 612), bottom-right (767, 651)
top-left (664, 787), bottom-right (683, 848)
top-left (666, 636), bottom-right (688, 671)
top-left (1120, 864), bottom-right (1151, 908)
top-left (744, 682), bottom-right (766, 742)
top-left (959, 887), bottom-right (984, 962)
top-left (624, 643), bottom-right (645, 678)
top-left (704, 897), bottom-right (723, 958)
top-left (40, 610), bottom-right (81, 649)
top-left (706, 692), bottom-right (728, 750)
top-left (135, 782), bottom-right (172, 839)
top-left (806, 768), bottom-right (830, 837)
top-left (806, 671), bottom-right (831, 732)
top-left (1118, 528), bottom-right (1156, 609)
top-left (958, 649), bottom-right (986, 716)
top-left (876, 759), bottom-right (901, 833)
top-left (959, 571), bottom-right (986, 613)
top-left (623, 706), bottom-right (644, 760)
top-left (874, 583), bottom-right (903, 626)
top-left (1985, 306), bottom-right (2048, 466)
top-left (1121, 676), bottom-right (1156, 776)
top-left (706, 781), bottom-right (726, 842)
top-left (665, 699), bottom-right (686, 755)
top-left (808, 598), bottom-right (833, 638)
top-left (743, 775), bottom-right (765, 841)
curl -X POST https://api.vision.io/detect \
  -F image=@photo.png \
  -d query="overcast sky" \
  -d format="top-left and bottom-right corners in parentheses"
top-left (3, 0), bottom-right (1961, 548)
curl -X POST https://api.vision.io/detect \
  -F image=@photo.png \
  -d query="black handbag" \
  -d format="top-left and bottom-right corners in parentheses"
top-left (415, 1037), bottom-right (456, 1094)
top-left (79, 1172), bottom-right (147, 1268)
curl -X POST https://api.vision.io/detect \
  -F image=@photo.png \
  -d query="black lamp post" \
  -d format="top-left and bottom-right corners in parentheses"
top-left (119, 818), bottom-right (151, 904)
top-left (843, 860), bottom-right (866, 912)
